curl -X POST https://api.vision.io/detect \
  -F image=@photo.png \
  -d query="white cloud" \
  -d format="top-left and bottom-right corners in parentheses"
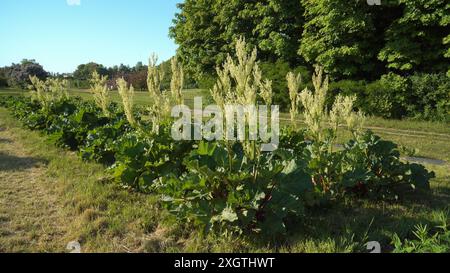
top-left (67, 0), bottom-right (81, 6)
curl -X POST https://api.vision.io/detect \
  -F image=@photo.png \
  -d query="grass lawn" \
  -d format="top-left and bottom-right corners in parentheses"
top-left (68, 88), bottom-right (210, 107)
top-left (0, 107), bottom-right (165, 252)
top-left (0, 88), bottom-right (209, 108)
top-left (0, 88), bottom-right (449, 252)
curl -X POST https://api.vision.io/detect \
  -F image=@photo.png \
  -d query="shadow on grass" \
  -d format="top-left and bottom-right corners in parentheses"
top-left (160, 184), bottom-right (450, 252)
top-left (0, 152), bottom-right (48, 172)
top-left (0, 138), bottom-right (13, 144)
top-left (275, 189), bottom-right (450, 252)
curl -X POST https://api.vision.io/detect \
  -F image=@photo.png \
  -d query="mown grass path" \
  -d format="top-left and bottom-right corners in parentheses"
top-left (0, 122), bottom-right (67, 252)
top-left (0, 108), bottom-right (166, 253)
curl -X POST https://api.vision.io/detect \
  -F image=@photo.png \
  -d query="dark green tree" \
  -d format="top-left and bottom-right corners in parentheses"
top-left (5, 59), bottom-right (48, 88)
top-left (299, 0), bottom-right (381, 79)
top-left (170, 0), bottom-right (224, 81)
top-left (170, 0), bottom-right (304, 82)
top-left (73, 62), bottom-right (108, 81)
top-left (378, 0), bottom-right (450, 74)
top-left (0, 67), bottom-right (8, 87)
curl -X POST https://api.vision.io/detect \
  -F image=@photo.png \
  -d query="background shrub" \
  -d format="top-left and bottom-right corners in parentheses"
top-left (364, 73), bottom-right (411, 119)
top-left (408, 73), bottom-right (450, 122)
top-left (0, 76), bottom-right (7, 88)
top-left (326, 73), bottom-right (450, 122)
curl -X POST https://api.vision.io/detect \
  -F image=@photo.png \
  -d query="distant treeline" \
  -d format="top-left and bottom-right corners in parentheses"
top-left (70, 60), bottom-right (197, 90)
top-left (0, 59), bottom-right (198, 91)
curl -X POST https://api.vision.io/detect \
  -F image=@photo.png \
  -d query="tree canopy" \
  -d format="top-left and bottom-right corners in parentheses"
top-left (170, 0), bottom-right (450, 80)
top-left (378, 0), bottom-right (450, 74)
top-left (73, 62), bottom-right (108, 81)
top-left (170, 0), bottom-right (304, 82)
top-left (2, 59), bottom-right (48, 88)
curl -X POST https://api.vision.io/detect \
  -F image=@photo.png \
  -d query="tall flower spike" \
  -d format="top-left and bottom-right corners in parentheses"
top-left (89, 71), bottom-right (110, 117)
top-left (211, 36), bottom-right (273, 108)
top-left (227, 37), bottom-right (260, 106)
top-left (210, 37), bottom-right (274, 159)
top-left (147, 53), bottom-right (162, 98)
top-left (117, 78), bottom-right (136, 126)
top-left (29, 76), bottom-right (69, 109)
top-left (299, 66), bottom-right (328, 141)
top-left (347, 110), bottom-right (366, 137)
top-left (211, 60), bottom-right (233, 109)
top-left (29, 75), bottom-right (47, 105)
top-left (147, 53), bottom-right (174, 133)
top-left (260, 79), bottom-right (273, 106)
top-left (170, 57), bottom-right (184, 105)
top-left (47, 78), bottom-right (69, 101)
top-left (287, 71), bottom-right (302, 127)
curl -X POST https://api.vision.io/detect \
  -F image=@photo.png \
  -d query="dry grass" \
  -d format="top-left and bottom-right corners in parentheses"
top-left (0, 108), bottom-right (163, 253)
top-left (0, 127), bottom-right (66, 252)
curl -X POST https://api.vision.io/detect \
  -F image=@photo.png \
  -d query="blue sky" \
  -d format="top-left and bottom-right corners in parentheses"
top-left (0, 0), bottom-right (183, 73)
